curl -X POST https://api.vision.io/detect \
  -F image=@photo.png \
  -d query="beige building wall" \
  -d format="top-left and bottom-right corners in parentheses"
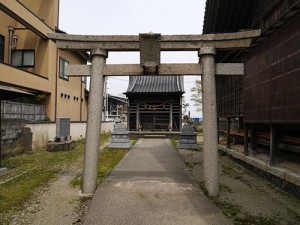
top-left (0, 0), bottom-right (88, 122)
top-left (56, 50), bottom-right (88, 121)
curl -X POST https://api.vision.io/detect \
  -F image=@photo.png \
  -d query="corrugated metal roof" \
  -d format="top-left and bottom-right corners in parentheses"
top-left (125, 75), bottom-right (184, 94)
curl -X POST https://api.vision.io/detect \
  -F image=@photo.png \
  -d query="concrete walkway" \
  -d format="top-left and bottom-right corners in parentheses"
top-left (83, 139), bottom-right (232, 225)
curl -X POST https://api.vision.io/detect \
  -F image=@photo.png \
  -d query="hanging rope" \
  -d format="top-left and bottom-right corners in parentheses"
top-left (142, 101), bottom-right (169, 110)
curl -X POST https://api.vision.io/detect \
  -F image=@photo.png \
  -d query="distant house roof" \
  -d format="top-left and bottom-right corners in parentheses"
top-left (125, 75), bottom-right (184, 95)
top-left (108, 94), bottom-right (127, 103)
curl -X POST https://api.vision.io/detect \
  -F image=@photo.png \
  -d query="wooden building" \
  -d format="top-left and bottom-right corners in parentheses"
top-left (125, 75), bottom-right (184, 131)
top-left (203, 0), bottom-right (300, 162)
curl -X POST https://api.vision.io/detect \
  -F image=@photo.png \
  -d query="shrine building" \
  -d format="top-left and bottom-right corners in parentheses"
top-left (125, 75), bottom-right (184, 131)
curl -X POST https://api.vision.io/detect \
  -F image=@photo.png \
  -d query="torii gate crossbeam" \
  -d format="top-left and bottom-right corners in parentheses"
top-left (48, 30), bottom-right (260, 51)
top-left (49, 30), bottom-right (260, 197)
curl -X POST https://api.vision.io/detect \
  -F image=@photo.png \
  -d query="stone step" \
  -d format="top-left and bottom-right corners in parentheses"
top-left (143, 134), bottom-right (166, 138)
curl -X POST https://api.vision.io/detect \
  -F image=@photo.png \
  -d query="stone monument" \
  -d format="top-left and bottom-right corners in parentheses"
top-left (176, 124), bottom-right (199, 150)
top-left (47, 117), bottom-right (75, 152)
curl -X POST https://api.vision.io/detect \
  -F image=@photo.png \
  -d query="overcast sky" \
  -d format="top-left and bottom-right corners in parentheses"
top-left (59, 0), bottom-right (206, 117)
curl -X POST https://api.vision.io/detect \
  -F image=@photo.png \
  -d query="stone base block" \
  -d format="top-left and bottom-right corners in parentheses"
top-left (176, 143), bottom-right (200, 150)
top-left (108, 142), bottom-right (131, 149)
top-left (47, 140), bottom-right (76, 152)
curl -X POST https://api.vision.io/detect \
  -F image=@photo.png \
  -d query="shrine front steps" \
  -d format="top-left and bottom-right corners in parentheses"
top-left (129, 131), bottom-right (180, 140)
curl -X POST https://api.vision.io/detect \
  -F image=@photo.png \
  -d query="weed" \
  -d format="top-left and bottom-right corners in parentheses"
top-left (214, 199), bottom-right (241, 218)
top-left (70, 174), bottom-right (82, 188)
top-left (170, 139), bottom-right (177, 146)
top-left (72, 196), bottom-right (92, 225)
top-left (219, 183), bottom-right (233, 193)
top-left (197, 131), bottom-right (203, 136)
top-left (209, 197), bottom-right (278, 225)
top-left (222, 166), bottom-right (236, 176)
top-left (131, 139), bottom-right (138, 146)
top-left (219, 150), bottom-right (227, 156)
top-left (185, 162), bottom-right (201, 169)
top-left (233, 213), bottom-right (278, 225)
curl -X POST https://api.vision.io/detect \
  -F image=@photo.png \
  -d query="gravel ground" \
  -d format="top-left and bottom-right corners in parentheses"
top-left (177, 148), bottom-right (300, 225)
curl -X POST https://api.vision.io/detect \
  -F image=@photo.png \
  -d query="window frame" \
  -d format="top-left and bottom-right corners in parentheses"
top-left (59, 57), bottom-right (69, 81)
top-left (11, 49), bottom-right (35, 67)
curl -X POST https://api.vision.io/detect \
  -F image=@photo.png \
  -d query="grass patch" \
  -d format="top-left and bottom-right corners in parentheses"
top-left (170, 139), bottom-right (177, 146)
top-left (197, 131), bottom-right (203, 136)
top-left (70, 174), bottom-right (82, 188)
top-left (0, 132), bottom-right (114, 218)
top-left (97, 148), bottom-right (128, 184)
top-left (70, 148), bottom-right (128, 188)
top-left (100, 132), bottom-right (111, 144)
top-left (131, 139), bottom-right (138, 146)
top-left (0, 140), bottom-right (85, 215)
top-left (0, 170), bottom-right (55, 213)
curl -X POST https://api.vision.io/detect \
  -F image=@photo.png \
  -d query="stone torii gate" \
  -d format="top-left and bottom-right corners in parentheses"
top-left (49, 30), bottom-right (260, 197)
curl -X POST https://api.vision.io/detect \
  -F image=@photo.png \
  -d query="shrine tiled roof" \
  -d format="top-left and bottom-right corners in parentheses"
top-left (125, 75), bottom-right (185, 95)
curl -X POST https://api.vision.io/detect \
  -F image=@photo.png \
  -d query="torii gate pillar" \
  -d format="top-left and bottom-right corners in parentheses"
top-left (199, 47), bottom-right (219, 197)
top-left (82, 48), bottom-right (108, 194)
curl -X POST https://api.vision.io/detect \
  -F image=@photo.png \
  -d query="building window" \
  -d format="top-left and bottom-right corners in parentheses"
top-left (11, 50), bottom-right (35, 67)
top-left (82, 76), bottom-right (86, 83)
top-left (0, 35), bottom-right (4, 63)
top-left (59, 57), bottom-right (69, 80)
